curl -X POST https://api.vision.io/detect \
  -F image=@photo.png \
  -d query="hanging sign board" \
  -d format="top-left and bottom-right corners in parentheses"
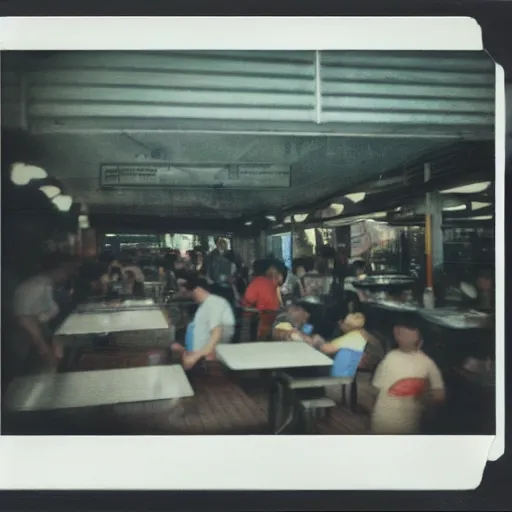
top-left (100, 164), bottom-right (291, 189)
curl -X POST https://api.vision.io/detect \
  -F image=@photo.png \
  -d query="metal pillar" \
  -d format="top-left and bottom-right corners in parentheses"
top-left (424, 163), bottom-right (444, 291)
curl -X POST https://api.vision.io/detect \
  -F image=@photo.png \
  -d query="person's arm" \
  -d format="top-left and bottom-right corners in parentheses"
top-left (18, 316), bottom-right (54, 360)
top-left (368, 357), bottom-right (389, 407)
top-left (243, 280), bottom-right (258, 308)
top-left (197, 326), bottom-right (223, 359)
top-left (317, 341), bottom-right (339, 355)
top-left (426, 360), bottom-right (446, 404)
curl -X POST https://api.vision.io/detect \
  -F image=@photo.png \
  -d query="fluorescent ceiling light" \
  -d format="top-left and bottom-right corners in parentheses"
top-left (39, 185), bottom-right (61, 199)
top-left (284, 216), bottom-right (292, 224)
top-left (52, 194), bottom-right (73, 212)
top-left (443, 204), bottom-right (466, 212)
top-left (471, 201), bottom-right (492, 211)
top-left (345, 192), bottom-right (366, 203)
top-left (78, 215), bottom-right (90, 229)
top-left (105, 234), bottom-right (117, 237)
top-left (441, 182), bottom-right (491, 194)
top-left (293, 214), bottom-right (308, 223)
top-left (461, 215), bottom-right (493, 221)
top-left (244, 221), bottom-right (252, 226)
top-left (265, 215), bottom-right (276, 222)
top-left (10, 163), bottom-right (48, 185)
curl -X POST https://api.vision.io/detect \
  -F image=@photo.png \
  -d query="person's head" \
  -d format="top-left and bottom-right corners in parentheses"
top-left (352, 259), bottom-right (366, 277)
top-left (174, 257), bottom-right (187, 271)
top-left (288, 301), bottom-right (313, 327)
top-left (41, 255), bottom-right (79, 284)
top-left (266, 265), bottom-right (284, 286)
top-left (476, 267), bottom-right (493, 293)
top-left (292, 259), bottom-right (306, 278)
top-left (175, 270), bottom-right (210, 303)
top-left (340, 312), bottom-right (366, 333)
top-left (215, 237), bottom-right (228, 254)
top-left (393, 316), bottom-right (422, 353)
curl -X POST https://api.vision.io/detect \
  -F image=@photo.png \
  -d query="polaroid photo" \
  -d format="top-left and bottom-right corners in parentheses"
top-left (0, 16), bottom-right (504, 491)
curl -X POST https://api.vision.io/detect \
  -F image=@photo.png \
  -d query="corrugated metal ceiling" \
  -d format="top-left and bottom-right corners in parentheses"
top-left (1, 50), bottom-right (496, 221)
top-left (2, 50), bottom-right (495, 139)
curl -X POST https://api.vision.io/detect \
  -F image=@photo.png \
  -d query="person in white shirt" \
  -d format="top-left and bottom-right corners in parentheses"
top-left (371, 317), bottom-right (445, 434)
top-left (11, 256), bottom-right (77, 375)
top-left (171, 271), bottom-right (235, 370)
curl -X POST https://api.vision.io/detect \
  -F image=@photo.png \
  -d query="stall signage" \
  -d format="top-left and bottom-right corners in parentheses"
top-left (100, 164), bottom-right (291, 189)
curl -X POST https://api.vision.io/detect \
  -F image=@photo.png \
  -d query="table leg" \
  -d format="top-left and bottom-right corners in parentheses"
top-left (267, 371), bottom-right (280, 434)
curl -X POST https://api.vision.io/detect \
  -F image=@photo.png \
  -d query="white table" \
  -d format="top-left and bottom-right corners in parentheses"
top-left (216, 342), bottom-right (333, 435)
top-left (77, 299), bottom-right (156, 313)
top-left (56, 308), bottom-right (169, 335)
top-left (216, 342), bottom-right (333, 371)
top-left (418, 308), bottom-right (490, 330)
top-left (4, 365), bottom-right (194, 412)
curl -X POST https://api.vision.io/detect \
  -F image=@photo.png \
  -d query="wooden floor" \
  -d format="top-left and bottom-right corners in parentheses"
top-left (99, 371), bottom-right (373, 436)
top-left (75, 357), bottom-right (374, 436)
top-left (4, 349), bottom-right (370, 436)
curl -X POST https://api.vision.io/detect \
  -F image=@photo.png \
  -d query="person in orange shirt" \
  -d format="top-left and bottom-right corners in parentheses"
top-left (243, 263), bottom-right (285, 339)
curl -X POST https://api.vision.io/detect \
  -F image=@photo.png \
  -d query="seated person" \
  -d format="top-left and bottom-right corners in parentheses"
top-left (371, 317), bottom-right (445, 435)
top-left (171, 271), bottom-right (235, 370)
top-left (272, 300), bottom-right (321, 344)
top-left (121, 258), bottom-right (145, 283)
top-left (308, 313), bottom-right (368, 378)
top-left (123, 270), bottom-right (145, 298)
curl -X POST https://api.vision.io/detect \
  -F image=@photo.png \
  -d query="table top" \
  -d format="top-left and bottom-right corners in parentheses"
top-left (4, 365), bottom-right (194, 412)
top-left (56, 308), bottom-right (169, 335)
top-left (418, 307), bottom-right (491, 329)
top-left (77, 299), bottom-right (156, 312)
top-left (367, 300), bottom-right (420, 312)
top-left (216, 341), bottom-right (333, 371)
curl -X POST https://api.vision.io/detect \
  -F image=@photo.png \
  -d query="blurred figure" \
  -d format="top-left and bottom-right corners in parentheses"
top-left (272, 300), bottom-right (318, 343)
top-left (243, 261), bottom-right (286, 339)
top-left (280, 258), bottom-right (305, 300)
top-left (9, 255), bottom-right (76, 379)
top-left (124, 270), bottom-right (145, 298)
top-left (475, 267), bottom-right (494, 310)
top-left (371, 317), bottom-right (445, 434)
top-left (206, 237), bottom-right (236, 287)
top-left (171, 271), bottom-right (235, 370)
top-left (302, 257), bottom-right (333, 297)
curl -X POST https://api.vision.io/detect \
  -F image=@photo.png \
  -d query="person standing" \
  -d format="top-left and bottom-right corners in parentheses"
top-left (10, 256), bottom-right (76, 379)
top-left (206, 238), bottom-right (237, 303)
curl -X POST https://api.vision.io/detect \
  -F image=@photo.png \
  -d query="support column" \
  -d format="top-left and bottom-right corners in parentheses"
top-left (424, 163), bottom-right (444, 298)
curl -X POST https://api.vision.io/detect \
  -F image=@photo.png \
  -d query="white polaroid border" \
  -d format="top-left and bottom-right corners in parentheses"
top-left (0, 16), bottom-right (504, 490)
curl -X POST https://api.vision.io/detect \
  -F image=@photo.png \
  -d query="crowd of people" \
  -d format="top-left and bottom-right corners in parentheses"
top-left (3, 234), bottom-right (495, 435)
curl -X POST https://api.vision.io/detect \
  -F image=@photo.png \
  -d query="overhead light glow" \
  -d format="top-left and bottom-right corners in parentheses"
top-left (293, 214), bottom-right (308, 223)
top-left (52, 194), bottom-right (73, 212)
top-left (78, 214), bottom-right (90, 229)
top-left (345, 192), bottom-right (366, 203)
top-left (284, 216), bottom-right (292, 224)
top-left (10, 163), bottom-right (48, 185)
top-left (265, 215), bottom-right (276, 222)
top-left (105, 234), bottom-right (117, 238)
top-left (443, 204), bottom-right (466, 212)
top-left (471, 201), bottom-right (492, 211)
top-left (244, 221), bottom-right (252, 227)
top-left (441, 182), bottom-right (491, 194)
top-left (461, 215), bottom-right (493, 221)
top-left (329, 203), bottom-right (344, 215)
top-left (39, 185), bottom-right (61, 199)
